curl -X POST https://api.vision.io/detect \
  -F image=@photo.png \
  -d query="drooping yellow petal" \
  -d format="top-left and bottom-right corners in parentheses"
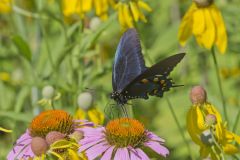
top-left (129, 2), bottom-right (140, 22)
top-left (200, 145), bottom-right (210, 158)
top-left (137, 1), bottom-right (152, 12)
top-left (186, 107), bottom-right (202, 145)
top-left (0, 0), bottom-right (12, 13)
top-left (68, 149), bottom-right (80, 160)
top-left (94, 0), bottom-right (102, 16)
top-left (223, 144), bottom-right (239, 154)
top-left (0, 127), bottom-right (12, 133)
top-left (123, 3), bottom-right (134, 28)
top-left (195, 105), bottom-right (207, 131)
top-left (87, 107), bottom-right (104, 125)
top-left (138, 9), bottom-right (147, 23)
top-left (199, 8), bottom-right (215, 49)
top-left (75, 108), bottom-right (87, 120)
top-left (117, 3), bottom-right (126, 29)
top-left (178, 4), bottom-right (196, 46)
top-left (192, 9), bottom-right (205, 35)
top-left (210, 5), bottom-right (227, 54)
top-left (82, 0), bottom-right (92, 12)
top-left (204, 103), bottom-right (222, 123)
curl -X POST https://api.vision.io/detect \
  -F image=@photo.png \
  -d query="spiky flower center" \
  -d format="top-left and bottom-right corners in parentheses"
top-left (193, 0), bottom-right (213, 7)
top-left (29, 110), bottom-right (73, 137)
top-left (105, 118), bottom-right (146, 147)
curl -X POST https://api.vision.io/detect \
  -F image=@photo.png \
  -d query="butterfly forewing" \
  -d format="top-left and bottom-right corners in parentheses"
top-left (112, 29), bottom-right (146, 92)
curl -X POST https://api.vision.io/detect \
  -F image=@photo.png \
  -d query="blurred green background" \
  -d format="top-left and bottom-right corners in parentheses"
top-left (0, 0), bottom-right (240, 159)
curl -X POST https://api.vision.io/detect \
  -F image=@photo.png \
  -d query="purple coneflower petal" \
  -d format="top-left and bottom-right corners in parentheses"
top-left (7, 130), bottom-right (34, 160)
top-left (129, 148), bottom-right (141, 160)
top-left (80, 136), bottom-right (105, 145)
top-left (100, 146), bottom-right (114, 160)
top-left (146, 131), bottom-right (165, 143)
top-left (144, 141), bottom-right (169, 157)
top-left (85, 142), bottom-right (110, 160)
top-left (135, 148), bottom-right (150, 160)
top-left (81, 127), bottom-right (105, 137)
top-left (79, 138), bottom-right (105, 152)
top-left (114, 148), bottom-right (130, 160)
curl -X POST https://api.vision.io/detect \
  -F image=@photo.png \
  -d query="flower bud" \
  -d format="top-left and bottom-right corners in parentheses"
top-left (205, 114), bottom-right (217, 126)
top-left (193, 0), bottom-right (213, 7)
top-left (90, 17), bottom-right (101, 31)
top-left (200, 130), bottom-right (214, 146)
top-left (31, 137), bottom-right (48, 156)
top-left (190, 86), bottom-right (207, 104)
top-left (69, 131), bottom-right (84, 142)
top-left (77, 92), bottom-right (93, 110)
top-left (45, 131), bottom-right (66, 145)
top-left (42, 85), bottom-right (55, 99)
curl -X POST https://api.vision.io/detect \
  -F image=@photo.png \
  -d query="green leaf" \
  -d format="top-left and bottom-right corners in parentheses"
top-left (12, 35), bottom-right (32, 61)
top-left (0, 111), bottom-right (33, 122)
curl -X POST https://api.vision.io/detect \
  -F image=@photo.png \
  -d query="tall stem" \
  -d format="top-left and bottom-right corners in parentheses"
top-left (233, 108), bottom-right (240, 132)
top-left (166, 98), bottom-right (195, 160)
top-left (211, 47), bottom-right (228, 123)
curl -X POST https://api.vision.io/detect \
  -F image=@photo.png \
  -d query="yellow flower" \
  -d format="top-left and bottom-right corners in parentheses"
top-left (221, 67), bottom-right (240, 79)
top-left (178, 1), bottom-right (227, 54)
top-left (62, 0), bottom-right (115, 22)
top-left (187, 103), bottom-right (240, 159)
top-left (0, 72), bottom-right (10, 82)
top-left (0, 0), bottom-right (11, 13)
top-left (116, 0), bottom-right (152, 30)
top-left (75, 107), bottom-right (104, 125)
top-left (48, 139), bottom-right (87, 160)
top-left (0, 127), bottom-right (12, 133)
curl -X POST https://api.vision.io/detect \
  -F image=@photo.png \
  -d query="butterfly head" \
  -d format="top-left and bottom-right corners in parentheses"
top-left (110, 91), bottom-right (127, 105)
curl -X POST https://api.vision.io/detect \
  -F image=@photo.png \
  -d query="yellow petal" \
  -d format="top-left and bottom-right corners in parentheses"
top-left (192, 9), bottom-right (205, 35)
top-left (68, 149), bottom-right (80, 160)
top-left (204, 103), bottom-right (222, 123)
top-left (138, 9), bottom-right (147, 23)
top-left (94, 0), bottom-right (102, 15)
top-left (186, 107), bottom-right (202, 145)
top-left (137, 1), bottom-right (152, 12)
top-left (210, 5), bottom-right (227, 54)
top-left (178, 4), bottom-right (196, 46)
top-left (0, 0), bottom-right (12, 13)
top-left (129, 2), bottom-right (140, 22)
top-left (195, 105), bottom-right (207, 131)
top-left (223, 144), bottom-right (240, 154)
top-left (199, 8), bottom-right (215, 49)
top-left (88, 107), bottom-right (104, 125)
top-left (82, 0), bottom-right (92, 12)
top-left (123, 3), bottom-right (134, 28)
top-left (200, 145), bottom-right (210, 158)
top-left (117, 3), bottom-right (126, 29)
top-left (0, 127), bottom-right (12, 133)
top-left (74, 108), bottom-right (87, 120)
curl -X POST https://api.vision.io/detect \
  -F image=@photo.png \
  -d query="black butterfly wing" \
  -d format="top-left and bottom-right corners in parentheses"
top-left (122, 53), bottom-right (185, 98)
top-left (133, 53), bottom-right (185, 80)
top-left (112, 29), bottom-right (147, 92)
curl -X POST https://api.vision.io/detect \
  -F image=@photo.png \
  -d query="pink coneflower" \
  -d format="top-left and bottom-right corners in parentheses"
top-left (7, 109), bottom-right (93, 159)
top-left (79, 118), bottom-right (169, 159)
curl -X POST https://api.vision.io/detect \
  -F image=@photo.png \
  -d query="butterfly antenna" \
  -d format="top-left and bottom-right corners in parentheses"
top-left (172, 84), bottom-right (184, 87)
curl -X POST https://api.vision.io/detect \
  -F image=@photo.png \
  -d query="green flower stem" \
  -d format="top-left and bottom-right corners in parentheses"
top-left (211, 47), bottom-right (228, 123)
top-left (210, 127), bottom-right (226, 160)
top-left (166, 98), bottom-right (195, 160)
top-left (232, 108), bottom-right (240, 132)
